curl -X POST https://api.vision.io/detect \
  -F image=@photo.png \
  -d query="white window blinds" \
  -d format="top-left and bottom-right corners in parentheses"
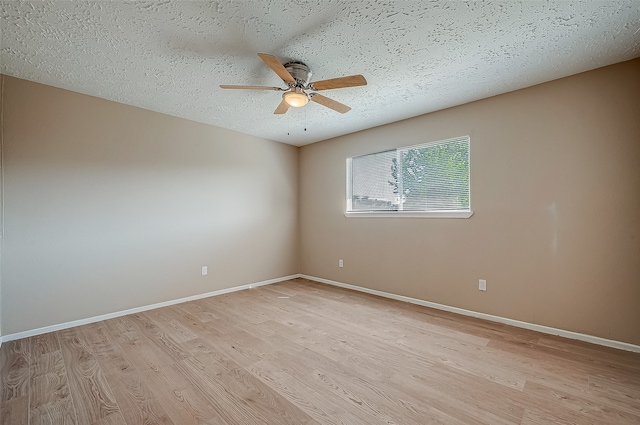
top-left (348, 136), bottom-right (470, 213)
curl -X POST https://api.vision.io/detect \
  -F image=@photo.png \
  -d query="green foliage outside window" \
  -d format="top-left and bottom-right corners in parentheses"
top-left (388, 140), bottom-right (469, 210)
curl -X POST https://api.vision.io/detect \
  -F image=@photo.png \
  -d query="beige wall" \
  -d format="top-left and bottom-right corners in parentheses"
top-left (3, 59), bottom-right (639, 346)
top-left (300, 59), bottom-right (640, 345)
top-left (0, 76), bottom-right (3, 337)
top-left (1, 75), bottom-right (299, 335)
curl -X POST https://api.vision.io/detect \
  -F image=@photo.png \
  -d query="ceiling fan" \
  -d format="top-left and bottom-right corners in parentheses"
top-left (220, 53), bottom-right (367, 114)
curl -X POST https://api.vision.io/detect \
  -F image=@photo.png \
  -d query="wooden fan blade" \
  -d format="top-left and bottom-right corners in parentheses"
top-left (310, 93), bottom-right (351, 114)
top-left (274, 99), bottom-right (290, 114)
top-left (310, 75), bottom-right (367, 91)
top-left (220, 85), bottom-right (282, 90)
top-left (257, 53), bottom-right (295, 84)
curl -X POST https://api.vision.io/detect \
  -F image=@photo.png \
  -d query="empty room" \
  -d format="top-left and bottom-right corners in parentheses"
top-left (1, 1), bottom-right (639, 424)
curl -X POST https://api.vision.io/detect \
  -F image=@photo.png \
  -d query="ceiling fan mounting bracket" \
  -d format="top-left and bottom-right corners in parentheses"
top-left (283, 61), bottom-right (312, 87)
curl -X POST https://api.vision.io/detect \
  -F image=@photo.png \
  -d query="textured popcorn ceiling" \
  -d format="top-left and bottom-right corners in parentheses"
top-left (1, 1), bottom-right (639, 146)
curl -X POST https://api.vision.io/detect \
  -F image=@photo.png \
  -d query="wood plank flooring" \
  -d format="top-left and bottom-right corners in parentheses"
top-left (1, 278), bottom-right (639, 424)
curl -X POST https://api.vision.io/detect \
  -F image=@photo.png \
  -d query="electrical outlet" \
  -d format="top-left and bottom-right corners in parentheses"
top-left (201, 266), bottom-right (208, 276)
top-left (479, 279), bottom-right (486, 291)
top-left (339, 259), bottom-right (344, 268)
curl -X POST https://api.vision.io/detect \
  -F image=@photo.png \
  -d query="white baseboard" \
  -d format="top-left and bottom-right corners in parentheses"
top-left (0, 274), bottom-right (299, 343)
top-left (300, 274), bottom-right (640, 353)
top-left (3, 273), bottom-right (638, 354)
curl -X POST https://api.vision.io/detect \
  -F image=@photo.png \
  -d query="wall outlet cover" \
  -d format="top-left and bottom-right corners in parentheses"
top-left (479, 279), bottom-right (487, 291)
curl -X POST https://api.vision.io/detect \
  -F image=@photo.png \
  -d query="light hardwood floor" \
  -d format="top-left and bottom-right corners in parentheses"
top-left (1, 278), bottom-right (639, 424)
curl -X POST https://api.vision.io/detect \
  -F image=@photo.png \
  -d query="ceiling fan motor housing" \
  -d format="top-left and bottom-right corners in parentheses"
top-left (284, 61), bottom-right (312, 87)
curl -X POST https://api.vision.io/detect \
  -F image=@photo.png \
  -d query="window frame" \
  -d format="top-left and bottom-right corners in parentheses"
top-left (345, 136), bottom-right (473, 219)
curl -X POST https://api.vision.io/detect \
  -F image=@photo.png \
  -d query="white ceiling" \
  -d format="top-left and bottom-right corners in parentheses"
top-left (1, 1), bottom-right (639, 146)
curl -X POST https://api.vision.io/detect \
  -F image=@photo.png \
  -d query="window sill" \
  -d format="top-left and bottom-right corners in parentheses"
top-left (344, 210), bottom-right (474, 218)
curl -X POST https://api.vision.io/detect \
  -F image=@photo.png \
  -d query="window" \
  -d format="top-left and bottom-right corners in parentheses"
top-left (346, 136), bottom-right (472, 218)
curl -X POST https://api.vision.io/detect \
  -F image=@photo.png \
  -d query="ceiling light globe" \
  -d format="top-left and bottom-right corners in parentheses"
top-left (283, 90), bottom-right (309, 107)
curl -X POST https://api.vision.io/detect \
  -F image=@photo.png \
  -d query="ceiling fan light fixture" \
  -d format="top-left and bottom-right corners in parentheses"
top-left (283, 89), bottom-right (309, 107)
